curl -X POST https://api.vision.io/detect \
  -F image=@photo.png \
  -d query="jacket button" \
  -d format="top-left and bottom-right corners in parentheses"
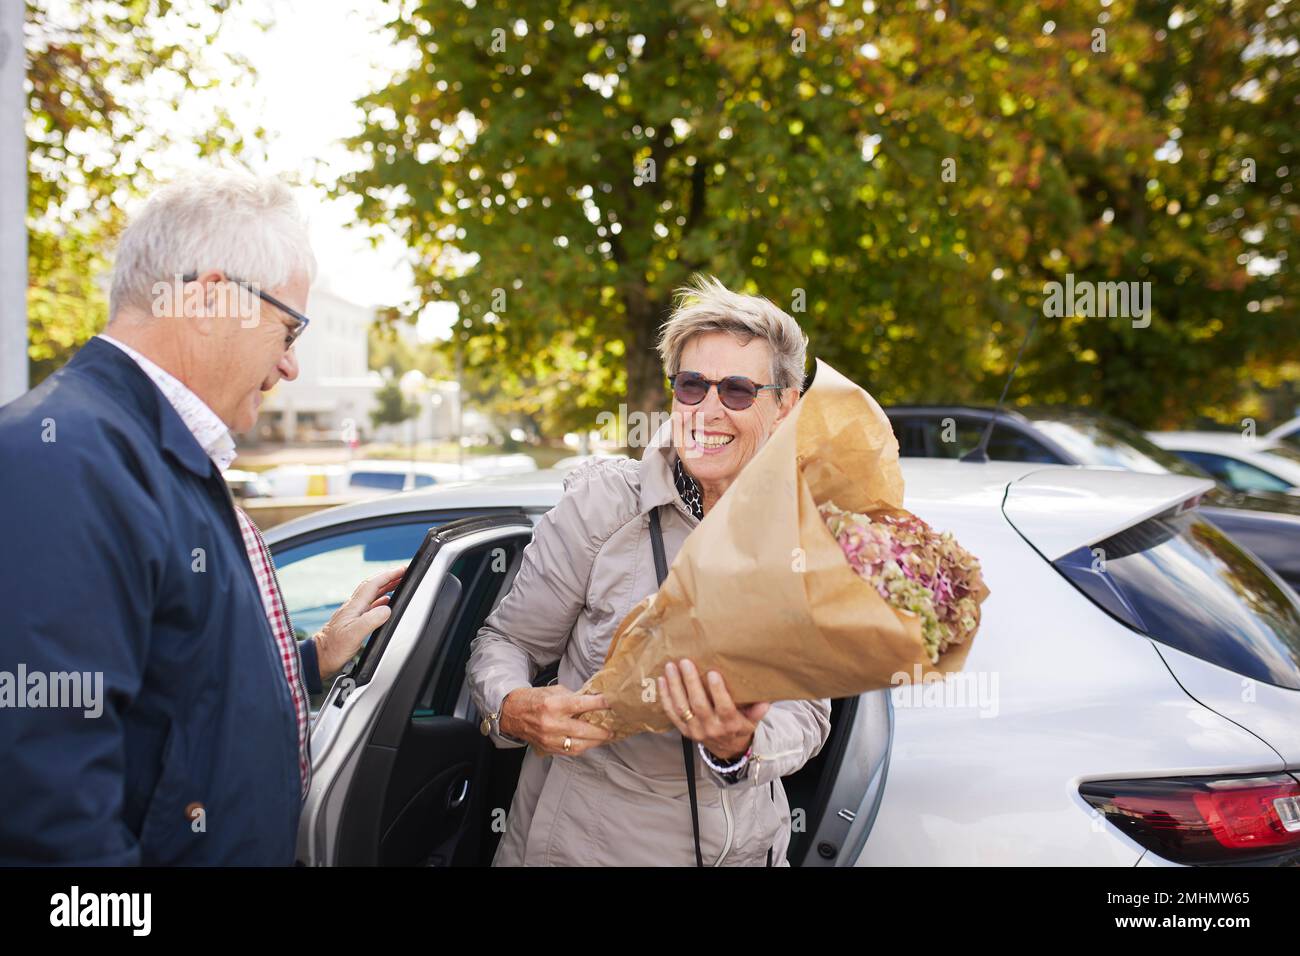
top-left (184, 801), bottom-right (205, 821)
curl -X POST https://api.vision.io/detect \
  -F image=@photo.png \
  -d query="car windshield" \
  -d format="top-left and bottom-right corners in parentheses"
top-left (1027, 416), bottom-right (1211, 479)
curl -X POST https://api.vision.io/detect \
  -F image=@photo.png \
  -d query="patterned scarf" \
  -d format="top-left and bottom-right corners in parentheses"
top-left (673, 457), bottom-right (704, 520)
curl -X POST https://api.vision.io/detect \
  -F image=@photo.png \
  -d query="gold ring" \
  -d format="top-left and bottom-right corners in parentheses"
top-left (563, 736), bottom-right (572, 753)
top-left (681, 708), bottom-right (695, 722)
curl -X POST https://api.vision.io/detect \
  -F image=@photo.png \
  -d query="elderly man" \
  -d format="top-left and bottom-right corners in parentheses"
top-left (0, 170), bottom-right (398, 865)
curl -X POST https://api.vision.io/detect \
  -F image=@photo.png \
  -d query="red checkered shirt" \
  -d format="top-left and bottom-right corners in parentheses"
top-left (235, 506), bottom-right (311, 797)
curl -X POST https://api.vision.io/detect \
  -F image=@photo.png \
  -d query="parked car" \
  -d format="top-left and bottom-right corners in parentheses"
top-left (266, 460), bottom-right (1300, 866)
top-left (467, 453), bottom-right (540, 478)
top-left (223, 468), bottom-right (273, 500)
top-left (258, 463), bottom-right (348, 498)
top-left (885, 406), bottom-right (1300, 591)
top-left (551, 453), bottom-right (630, 472)
top-left (339, 459), bottom-right (481, 496)
top-left (1265, 414), bottom-right (1300, 450)
top-left (260, 460), bottom-right (481, 499)
top-left (1147, 431), bottom-right (1300, 497)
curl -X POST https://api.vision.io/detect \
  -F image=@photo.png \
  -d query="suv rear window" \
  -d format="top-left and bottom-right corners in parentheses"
top-left (1054, 511), bottom-right (1300, 689)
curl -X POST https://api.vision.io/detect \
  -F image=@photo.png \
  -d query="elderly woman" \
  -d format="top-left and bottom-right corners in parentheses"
top-left (468, 275), bottom-right (831, 866)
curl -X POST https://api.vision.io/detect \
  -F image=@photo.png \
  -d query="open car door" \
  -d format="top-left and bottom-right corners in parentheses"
top-left (298, 514), bottom-right (534, 866)
top-left (783, 689), bottom-right (893, 866)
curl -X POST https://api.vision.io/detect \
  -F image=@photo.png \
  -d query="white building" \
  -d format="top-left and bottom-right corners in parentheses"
top-left (256, 285), bottom-right (462, 445)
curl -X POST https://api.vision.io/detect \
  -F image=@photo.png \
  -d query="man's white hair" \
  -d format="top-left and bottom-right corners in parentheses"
top-left (109, 169), bottom-right (316, 318)
top-left (657, 274), bottom-right (808, 392)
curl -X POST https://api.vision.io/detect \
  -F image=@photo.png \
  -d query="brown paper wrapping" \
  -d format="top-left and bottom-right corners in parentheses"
top-left (579, 359), bottom-right (989, 740)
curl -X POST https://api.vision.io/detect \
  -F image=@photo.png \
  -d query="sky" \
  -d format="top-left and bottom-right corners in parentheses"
top-left (139, 0), bottom-right (457, 339)
top-left (213, 0), bottom-right (427, 320)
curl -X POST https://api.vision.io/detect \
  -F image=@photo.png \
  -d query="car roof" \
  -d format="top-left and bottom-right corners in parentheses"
top-left (265, 468), bottom-right (568, 540)
top-left (884, 403), bottom-right (1131, 427)
top-left (1146, 431), bottom-right (1276, 453)
top-left (884, 404), bottom-right (1033, 423)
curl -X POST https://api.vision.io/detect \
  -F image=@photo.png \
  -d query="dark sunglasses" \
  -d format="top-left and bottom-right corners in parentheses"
top-left (668, 370), bottom-right (785, 411)
top-left (181, 272), bottom-right (311, 347)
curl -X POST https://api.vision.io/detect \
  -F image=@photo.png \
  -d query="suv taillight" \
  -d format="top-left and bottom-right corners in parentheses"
top-left (1080, 773), bottom-right (1300, 865)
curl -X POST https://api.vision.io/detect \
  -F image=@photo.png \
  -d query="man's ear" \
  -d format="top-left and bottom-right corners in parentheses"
top-left (186, 270), bottom-right (227, 336)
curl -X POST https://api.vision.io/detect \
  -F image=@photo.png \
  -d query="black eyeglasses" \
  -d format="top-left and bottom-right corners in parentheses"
top-left (181, 272), bottom-right (311, 347)
top-left (668, 370), bottom-right (784, 411)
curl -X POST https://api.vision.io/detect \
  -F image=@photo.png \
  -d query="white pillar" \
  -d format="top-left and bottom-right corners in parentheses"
top-left (0, 0), bottom-right (27, 404)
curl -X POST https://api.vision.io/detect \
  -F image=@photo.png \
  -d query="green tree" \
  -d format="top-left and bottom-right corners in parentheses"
top-left (369, 374), bottom-right (419, 430)
top-left (343, 0), bottom-right (1297, 433)
top-left (367, 311), bottom-right (452, 379)
top-left (24, 0), bottom-right (256, 384)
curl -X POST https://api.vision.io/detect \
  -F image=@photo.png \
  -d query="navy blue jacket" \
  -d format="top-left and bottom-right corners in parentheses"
top-left (0, 338), bottom-right (301, 865)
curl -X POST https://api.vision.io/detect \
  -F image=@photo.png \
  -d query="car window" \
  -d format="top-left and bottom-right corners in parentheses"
top-left (907, 415), bottom-right (1061, 463)
top-left (349, 471), bottom-right (407, 491)
top-left (1029, 419), bottom-right (1183, 475)
top-left (1055, 512), bottom-right (1300, 689)
top-left (892, 420), bottom-right (929, 457)
top-left (273, 519), bottom-right (442, 708)
top-left (929, 417), bottom-right (987, 458)
top-left (985, 426), bottom-right (1063, 464)
top-left (1172, 451), bottom-right (1293, 494)
top-left (413, 474), bottom-right (436, 488)
top-left (885, 415), bottom-right (984, 458)
top-left (413, 537), bottom-right (528, 718)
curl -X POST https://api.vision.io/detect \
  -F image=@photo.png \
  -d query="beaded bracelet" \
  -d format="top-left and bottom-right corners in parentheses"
top-left (698, 741), bottom-right (751, 777)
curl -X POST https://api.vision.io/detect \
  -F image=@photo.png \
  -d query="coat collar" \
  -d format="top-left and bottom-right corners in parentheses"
top-left (638, 418), bottom-right (687, 515)
top-left (68, 337), bottom-right (219, 480)
top-left (98, 334), bottom-right (236, 472)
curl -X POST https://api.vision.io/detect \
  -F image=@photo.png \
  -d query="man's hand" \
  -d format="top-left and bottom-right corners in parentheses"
top-left (313, 564), bottom-right (407, 680)
top-left (658, 659), bottom-right (770, 760)
top-left (499, 685), bottom-right (613, 756)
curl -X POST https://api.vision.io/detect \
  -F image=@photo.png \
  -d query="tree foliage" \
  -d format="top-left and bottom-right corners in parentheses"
top-left (369, 373), bottom-right (420, 429)
top-left (24, 0), bottom-right (255, 383)
top-left (344, 0), bottom-right (1298, 432)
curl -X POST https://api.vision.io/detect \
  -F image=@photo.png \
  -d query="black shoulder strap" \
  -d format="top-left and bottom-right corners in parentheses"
top-left (649, 505), bottom-right (669, 583)
top-left (648, 507), bottom-right (704, 868)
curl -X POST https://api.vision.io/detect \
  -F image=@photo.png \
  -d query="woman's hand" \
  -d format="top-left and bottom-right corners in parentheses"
top-left (658, 659), bottom-right (771, 760)
top-left (499, 685), bottom-right (613, 756)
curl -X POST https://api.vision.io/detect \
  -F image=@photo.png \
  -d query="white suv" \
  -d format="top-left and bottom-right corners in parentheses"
top-left (266, 460), bottom-right (1300, 867)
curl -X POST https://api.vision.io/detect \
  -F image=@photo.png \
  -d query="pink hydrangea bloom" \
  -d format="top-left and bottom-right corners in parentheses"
top-left (820, 502), bottom-right (983, 663)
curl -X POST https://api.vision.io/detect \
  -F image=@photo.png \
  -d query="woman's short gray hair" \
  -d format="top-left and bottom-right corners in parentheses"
top-left (109, 169), bottom-right (317, 318)
top-left (657, 274), bottom-right (808, 393)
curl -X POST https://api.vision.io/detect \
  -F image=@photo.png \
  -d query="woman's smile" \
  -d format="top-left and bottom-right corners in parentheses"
top-left (687, 427), bottom-right (736, 454)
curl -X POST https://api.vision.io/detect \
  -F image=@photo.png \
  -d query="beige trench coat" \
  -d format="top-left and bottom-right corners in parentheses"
top-left (467, 427), bottom-right (832, 866)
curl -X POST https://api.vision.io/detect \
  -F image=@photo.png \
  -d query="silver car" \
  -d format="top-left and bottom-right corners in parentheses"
top-left (266, 460), bottom-right (1300, 866)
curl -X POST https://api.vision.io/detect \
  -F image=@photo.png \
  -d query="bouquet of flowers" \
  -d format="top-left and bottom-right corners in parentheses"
top-left (579, 360), bottom-right (990, 741)
top-left (819, 503), bottom-right (983, 665)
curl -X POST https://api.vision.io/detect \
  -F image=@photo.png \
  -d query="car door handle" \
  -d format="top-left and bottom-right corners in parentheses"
top-left (448, 778), bottom-right (469, 809)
